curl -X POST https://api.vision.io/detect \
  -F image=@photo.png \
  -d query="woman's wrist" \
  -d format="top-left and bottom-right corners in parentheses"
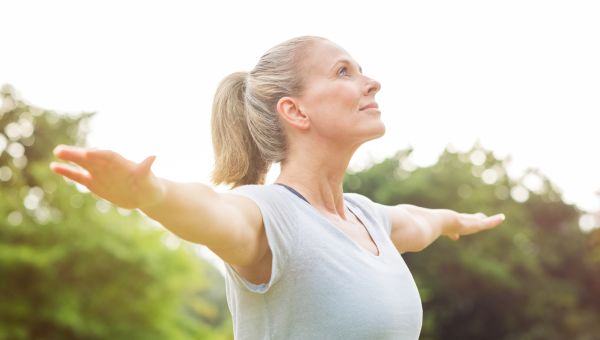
top-left (137, 176), bottom-right (168, 211)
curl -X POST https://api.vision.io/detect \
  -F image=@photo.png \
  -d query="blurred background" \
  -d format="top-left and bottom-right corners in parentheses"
top-left (1, 1), bottom-right (599, 339)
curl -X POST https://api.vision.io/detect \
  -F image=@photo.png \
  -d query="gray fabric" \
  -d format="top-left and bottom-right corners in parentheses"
top-left (224, 183), bottom-right (423, 340)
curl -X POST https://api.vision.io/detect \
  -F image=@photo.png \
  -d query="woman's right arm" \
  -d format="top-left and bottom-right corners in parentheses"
top-left (142, 179), bottom-right (270, 267)
top-left (49, 145), bottom-right (269, 267)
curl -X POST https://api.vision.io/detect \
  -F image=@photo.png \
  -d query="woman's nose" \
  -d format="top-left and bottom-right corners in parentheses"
top-left (364, 77), bottom-right (381, 95)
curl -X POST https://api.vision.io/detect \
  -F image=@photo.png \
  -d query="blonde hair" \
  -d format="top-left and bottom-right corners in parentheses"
top-left (210, 36), bottom-right (325, 188)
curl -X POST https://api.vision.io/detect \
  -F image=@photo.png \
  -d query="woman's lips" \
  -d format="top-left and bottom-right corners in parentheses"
top-left (360, 103), bottom-right (379, 110)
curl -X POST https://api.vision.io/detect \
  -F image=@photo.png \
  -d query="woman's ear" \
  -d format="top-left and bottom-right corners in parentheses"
top-left (276, 96), bottom-right (310, 130)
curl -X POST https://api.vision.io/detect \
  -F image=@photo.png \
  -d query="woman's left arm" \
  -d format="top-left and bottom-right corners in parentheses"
top-left (378, 204), bottom-right (505, 253)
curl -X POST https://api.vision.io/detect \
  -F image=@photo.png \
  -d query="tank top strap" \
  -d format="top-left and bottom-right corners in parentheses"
top-left (274, 182), bottom-right (311, 205)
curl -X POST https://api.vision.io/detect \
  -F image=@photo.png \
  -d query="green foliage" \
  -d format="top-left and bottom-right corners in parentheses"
top-left (5, 81), bottom-right (599, 339)
top-left (345, 144), bottom-right (600, 339)
top-left (0, 85), bottom-right (232, 339)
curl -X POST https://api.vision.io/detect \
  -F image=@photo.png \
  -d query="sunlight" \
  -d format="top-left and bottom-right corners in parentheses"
top-left (7, 211), bottom-right (23, 226)
top-left (7, 142), bottom-right (24, 158)
top-left (33, 206), bottom-right (51, 224)
top-left (482, 168), bottom-right (499, 184)
top-left (469, 149), bottom-right (486, 166)
top-left (579, 214), bottom-right (599, 233)
top-left (162, 233), bottom-right (182, 250)
top-left (18, 116), bottom-right (35, 138)
top-left (95, 199), bottom-right (111, 213)
top-left (4, 122), bottom-right (22, 140)
top-left (23, 187), bottom-right (44, 210)
top-left (510, 185), bottom-right (530, 203)
top-left (0, 166), bottom-right (12, 182)
top-left (401, 158), bottom-right (418, 172)
top-left (117, 207), bottom-right (132, 216)
top-left (522, 172), bottom-right (544, 194)
top-left (12, 155), bottom-right (27, 169)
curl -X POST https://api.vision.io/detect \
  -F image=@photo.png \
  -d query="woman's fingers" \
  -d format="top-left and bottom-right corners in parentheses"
top-left (136, 155), bottom-right (157, 176)
top-left (470, 213), bottom-right (505, 234)
top-left (449, 233), bottom-right (460, 241)
top-left (49, 145), bottom-right (163, 209)
top-left (53, 145), bottom-right (130, 175)
top-left (53, 145), bottom-right (91, 167)
top-left (453, 212), bottom-right (505, 237)
top-left (49, 161), bottom-right (92, 187)
top-left (484, 213), bottom-right (505, 228)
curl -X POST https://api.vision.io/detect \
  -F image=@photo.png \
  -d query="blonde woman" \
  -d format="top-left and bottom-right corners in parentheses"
top-left (50, 36), bottom-right (505, 339)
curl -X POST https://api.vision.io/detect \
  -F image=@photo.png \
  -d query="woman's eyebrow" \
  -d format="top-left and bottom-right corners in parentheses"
top-left (331, 59), bottom-right (363, 74)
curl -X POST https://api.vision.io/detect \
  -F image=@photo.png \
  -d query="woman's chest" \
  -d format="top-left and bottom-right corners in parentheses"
top-left (278, 240), bottom-right (423, 338)
top-left (325, 209), bottom-right (381, 257)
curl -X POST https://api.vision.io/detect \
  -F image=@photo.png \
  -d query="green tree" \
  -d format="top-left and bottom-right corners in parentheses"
top-left (344, 144), bottom-right (600, 340)
top-left (0, 85), bottom-right (232, 339)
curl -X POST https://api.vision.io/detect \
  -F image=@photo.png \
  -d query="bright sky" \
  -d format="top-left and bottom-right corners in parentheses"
top-left (2, 1), bottom-right (599, 221)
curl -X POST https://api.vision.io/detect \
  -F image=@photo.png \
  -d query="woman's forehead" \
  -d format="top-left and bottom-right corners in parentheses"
top-left (302, 40), bottom-right (359, 74)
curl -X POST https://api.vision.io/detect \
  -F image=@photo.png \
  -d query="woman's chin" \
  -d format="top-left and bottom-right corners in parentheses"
top-left (372, 120), bottom-right (386, 138)
top-left (360, 123), bottom-right (386, 143)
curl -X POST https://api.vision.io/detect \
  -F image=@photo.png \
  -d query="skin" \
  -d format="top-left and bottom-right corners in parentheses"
top-left (275, 39), bottom-right (384, 220)
top-left (50, 38), bottom-right (505, 285)
top-left (273, 39), bottom-right (504, 254)
top-left (272, 39), bottom-right (387, 261)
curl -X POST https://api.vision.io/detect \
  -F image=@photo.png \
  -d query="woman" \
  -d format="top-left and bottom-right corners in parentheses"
top-left (50, 36), bottom-right (505, 339)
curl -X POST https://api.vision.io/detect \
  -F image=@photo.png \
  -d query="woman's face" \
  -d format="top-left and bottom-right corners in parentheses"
top-left (296, 39), bottom-right (384, 147)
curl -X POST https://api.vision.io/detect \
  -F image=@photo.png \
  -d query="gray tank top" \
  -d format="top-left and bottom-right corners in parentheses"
top-left (225, 183), bottom-right (423, 340)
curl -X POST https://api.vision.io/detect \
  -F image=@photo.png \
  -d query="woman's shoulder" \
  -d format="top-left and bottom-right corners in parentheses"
top-left (229, 183), bottom-right (283, 198)
top-left (227, 183), bottom-right (297, 215)
top-left (344, 191), bottom-right (392, 235)
top-left (343, 191), bottom-right (375, 207)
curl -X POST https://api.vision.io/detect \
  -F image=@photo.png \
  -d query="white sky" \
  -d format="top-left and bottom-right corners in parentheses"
top-left (2, 0), bottom-right (599, 217)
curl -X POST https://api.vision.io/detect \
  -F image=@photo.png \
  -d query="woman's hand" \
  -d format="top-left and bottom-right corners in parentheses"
top-left (49, 145), bottom-right (166, 210)
top-left (444, 212), bottom-right (506, 241)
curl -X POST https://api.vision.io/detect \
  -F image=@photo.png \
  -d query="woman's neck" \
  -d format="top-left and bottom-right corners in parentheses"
top-left (275, 146), bottom-right (355, 218)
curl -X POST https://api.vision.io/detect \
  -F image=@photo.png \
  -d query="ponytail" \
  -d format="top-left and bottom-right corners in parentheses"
top-left (210, 36), bottom-right (326, 188)
top-left (210, 72), bottom-right (270, 188)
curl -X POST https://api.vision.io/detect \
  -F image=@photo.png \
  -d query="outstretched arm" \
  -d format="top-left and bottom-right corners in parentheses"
top-left (49, 145), bottom-right (269, 267)
top-left (378, 203), bottom-right (505, 253)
